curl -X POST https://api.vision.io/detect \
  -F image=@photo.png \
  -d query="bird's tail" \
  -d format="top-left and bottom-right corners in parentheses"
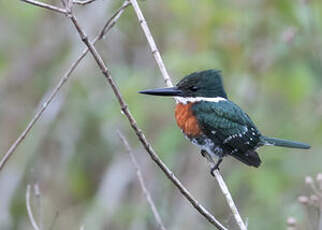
top-left (261, 136), bottom-right (311, 149)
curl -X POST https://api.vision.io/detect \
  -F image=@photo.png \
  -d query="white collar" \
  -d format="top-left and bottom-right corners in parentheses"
top-left (175, 96), bottom-right (226, 104)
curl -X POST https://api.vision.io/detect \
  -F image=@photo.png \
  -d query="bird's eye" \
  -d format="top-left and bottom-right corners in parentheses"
top-left (189, 86), bottom-right (199, 91)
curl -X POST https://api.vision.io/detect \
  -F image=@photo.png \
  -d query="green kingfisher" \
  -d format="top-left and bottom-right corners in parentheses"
top-left (139, 70), bottom-right (310, 175)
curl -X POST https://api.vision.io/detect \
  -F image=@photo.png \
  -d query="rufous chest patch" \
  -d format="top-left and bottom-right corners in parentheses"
top-left (175, 103), bottom-right (202, 137)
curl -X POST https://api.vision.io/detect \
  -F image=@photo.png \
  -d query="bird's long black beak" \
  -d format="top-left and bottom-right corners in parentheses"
top-left (139, 87), bottom-right (183, 97)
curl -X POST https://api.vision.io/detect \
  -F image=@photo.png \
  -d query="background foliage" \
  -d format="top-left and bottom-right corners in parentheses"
top-left (0, 0), bottom-right (321, 229)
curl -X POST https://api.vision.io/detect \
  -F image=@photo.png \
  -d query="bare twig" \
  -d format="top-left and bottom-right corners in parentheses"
top-left (129, 0), bottom-right (173, 88)
top-left (73, 0), bottom-right (98, 6)
top-left (319, 204), bottom-right (322, 230)
top-left (20, 0), bottom-right (67, 14)
top-left (0, 1), bottom-right (130, 171)
top-left (118, 131), bottom-right (167, 230)
top-left (305, 176), bottom-right (322, 197)
top-left (299, 174), bottom-right (322, 229)
top-left (33, 184), bottom-right (42, 230)
top-left (26, 184), bottom-right (40, 230)
top-left (213, 170), bottom-right (247, 230)
top-left (98, 1), bottom-right (130, 40)
top-left (128, 0), bottom-right (247, 229)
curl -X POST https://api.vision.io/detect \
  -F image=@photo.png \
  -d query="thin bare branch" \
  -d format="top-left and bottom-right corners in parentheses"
top-left (33, 184), bottom-right (42, 230)
top-left (213, 170), bottom-right (247, 230)
top-left (20, 0), bottom-right (67, 14)
top-left (319, 204), bottom-right (322, 230)
top-left (64, 9), bottom-right (227, 230)
top-left (73, 0), bottom-right (98, 6)
top-left (305, 176), bottom-right (322, 197)
top-left (26, 185), bottom-right (40, 230)
top-left (129, 1), bottom-right (247, 229)
top-left (118, 131), bottom-right (167, 230)
top-left (0, 1), bottom-right (130, 171)
top-left (128, 0), bottom-right (173, 88)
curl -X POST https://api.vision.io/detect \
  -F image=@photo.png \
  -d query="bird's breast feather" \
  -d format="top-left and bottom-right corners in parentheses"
top-left (175, 103), bottom-right (202, 137)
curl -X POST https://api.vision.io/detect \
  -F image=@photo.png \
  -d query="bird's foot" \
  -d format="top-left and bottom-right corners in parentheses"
top-left (200, 149), bottom-right (207, 158)
top-left (210, 158), bottom-right (223, 176)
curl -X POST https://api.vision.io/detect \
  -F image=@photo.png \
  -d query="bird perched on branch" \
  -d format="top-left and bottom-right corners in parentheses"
top-left (139, 70), bottom-right (310, 175)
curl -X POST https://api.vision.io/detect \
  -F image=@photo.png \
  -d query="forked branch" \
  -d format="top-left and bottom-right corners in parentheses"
top-left (0, 0), bottom-right (130, 171)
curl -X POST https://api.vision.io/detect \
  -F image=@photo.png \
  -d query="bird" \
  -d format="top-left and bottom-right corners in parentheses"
top-left (139, 69), bottom-right (310, 175)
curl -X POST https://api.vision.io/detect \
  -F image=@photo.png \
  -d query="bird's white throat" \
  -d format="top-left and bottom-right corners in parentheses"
top-left (175, 96), bottom-right (227, 104)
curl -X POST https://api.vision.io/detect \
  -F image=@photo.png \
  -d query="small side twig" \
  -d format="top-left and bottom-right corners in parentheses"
top-left (33, 183), bottom-right (42, 229)
top-left (0, 0), bottom-right (130, 171)
top-left (73, 0), bottom-right (97, 6)
top-left (26, 184), bottom-right (40, 230)
top-left (20, 0), bottom-right (67, 14)
top-left (305, 176), bottom-right (322, 197)
top-left (118, 131), bottom-right (167, 230)
top-left (298, 173), bottom-right (322, 229)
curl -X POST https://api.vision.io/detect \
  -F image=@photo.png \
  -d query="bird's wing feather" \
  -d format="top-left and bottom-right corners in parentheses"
top-left (192, 100), bottom-right (262, 154)
top-left (192, 100), bottom-right (254, 134)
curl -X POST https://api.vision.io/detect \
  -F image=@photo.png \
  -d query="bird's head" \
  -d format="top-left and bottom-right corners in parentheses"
top-left (139, 69), bottom-right (228, 99)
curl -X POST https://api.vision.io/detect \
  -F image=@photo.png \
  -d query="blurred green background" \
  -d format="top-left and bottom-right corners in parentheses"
top-left (0, 0), bottom-right (321, 229)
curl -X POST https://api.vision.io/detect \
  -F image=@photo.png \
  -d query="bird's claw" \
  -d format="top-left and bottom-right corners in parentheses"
top-left (201, 149), bottom-right (207, 158)
top-left (210, 158), bottom-right (223, 176)
top-left (210, 165), bottom-right (219, 176)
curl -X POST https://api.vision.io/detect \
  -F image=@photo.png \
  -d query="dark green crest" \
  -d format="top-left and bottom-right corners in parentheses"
top-left (176, 69), bottom-right (228, 98)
